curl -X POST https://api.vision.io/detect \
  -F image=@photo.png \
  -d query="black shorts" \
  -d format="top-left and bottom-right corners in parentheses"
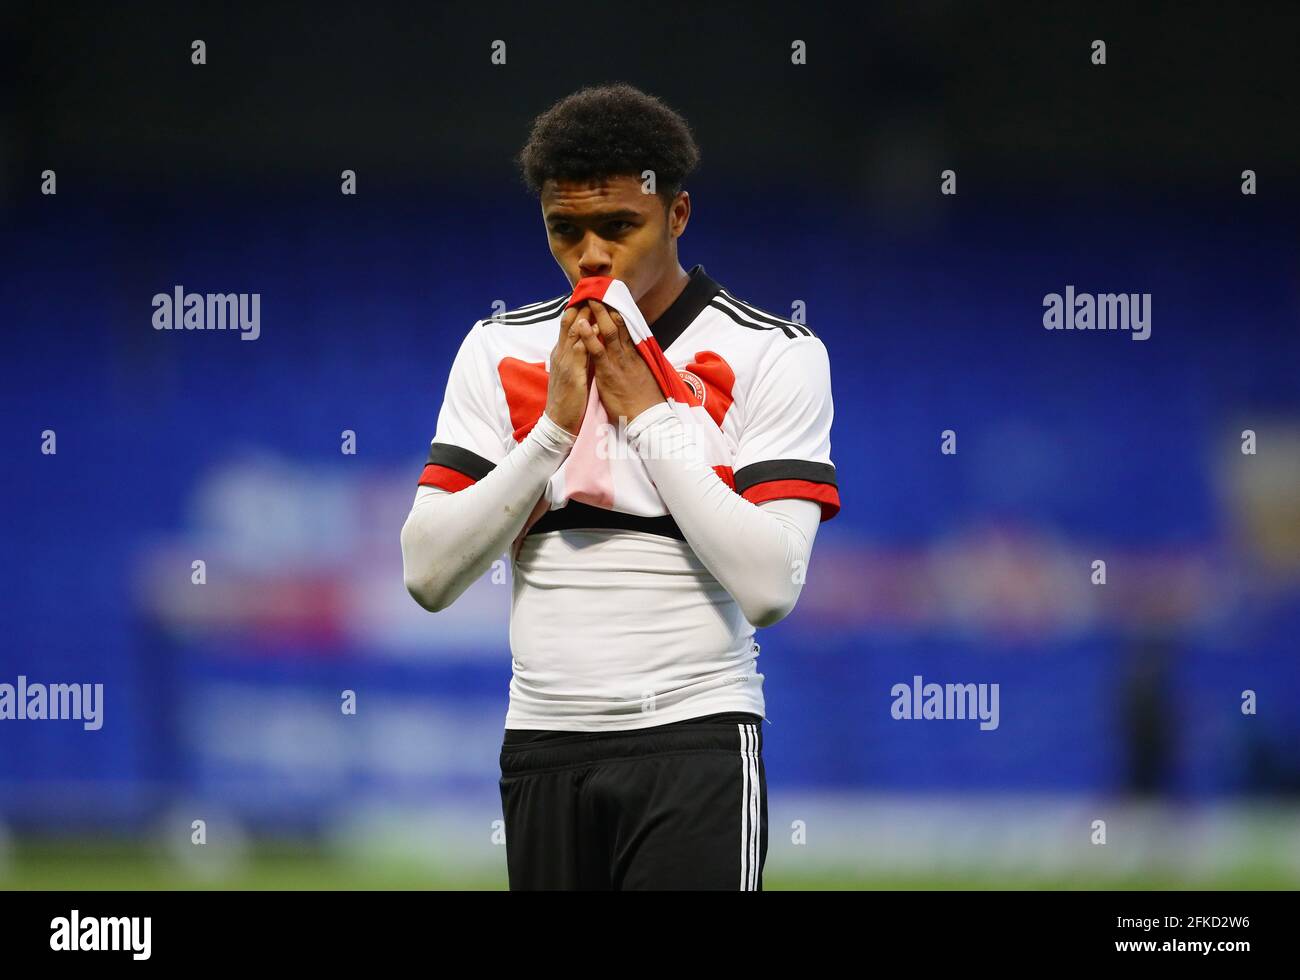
top-left (498, 711), bottom-right (768, 890)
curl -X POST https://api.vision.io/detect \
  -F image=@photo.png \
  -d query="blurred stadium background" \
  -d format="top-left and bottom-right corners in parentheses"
top-left (1, 3), bottom-right (1297, 889)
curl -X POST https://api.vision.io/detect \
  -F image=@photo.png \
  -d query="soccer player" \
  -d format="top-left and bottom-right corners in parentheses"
top-left (400, 83), bottom-right (839, 890)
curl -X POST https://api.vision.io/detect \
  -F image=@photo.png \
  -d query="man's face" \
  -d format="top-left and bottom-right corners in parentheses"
top-left (541, 174), bottom-right (687, 300)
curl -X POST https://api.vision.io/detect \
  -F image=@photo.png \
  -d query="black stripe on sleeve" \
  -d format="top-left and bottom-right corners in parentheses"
top-left (425, 442), bottom-right (496, 480)
top-left (484, 296), bottom-right (568, 325)
top-left (718, 289), bottom-right (816, 338)
top-left (732, 459), bottom-right (837, 494)
top-left (709, 299), bottom-right (798, 339)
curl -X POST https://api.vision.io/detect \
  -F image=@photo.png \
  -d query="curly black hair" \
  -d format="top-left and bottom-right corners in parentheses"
top-left (517, 83), bottom-right (701, 207)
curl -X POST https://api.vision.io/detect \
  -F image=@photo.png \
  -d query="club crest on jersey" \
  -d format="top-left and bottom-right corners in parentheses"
top-left (678, 369), bottom-right (707, 405)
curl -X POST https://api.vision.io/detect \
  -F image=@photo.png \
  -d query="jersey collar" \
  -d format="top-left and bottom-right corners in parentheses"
top-left (646, 264), bottom-right (721, 350)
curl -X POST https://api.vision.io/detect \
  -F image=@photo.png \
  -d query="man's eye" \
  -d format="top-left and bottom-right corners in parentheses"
top-left (607, 221), bottom-right (633, 233)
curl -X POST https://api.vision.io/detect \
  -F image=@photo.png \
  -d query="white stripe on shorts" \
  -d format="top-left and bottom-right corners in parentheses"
top-left (738, 723), bottom-right (760, 890)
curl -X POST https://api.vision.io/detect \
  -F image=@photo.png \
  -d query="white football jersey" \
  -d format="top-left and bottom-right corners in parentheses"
top-left (418, 265), bottom-right (840, 730)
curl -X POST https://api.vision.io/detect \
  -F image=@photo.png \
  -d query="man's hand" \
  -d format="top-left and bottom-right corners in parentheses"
top-left (575, 300), bottom-right (665, 424)
top-left (544, 303), bottom-right (592, 434)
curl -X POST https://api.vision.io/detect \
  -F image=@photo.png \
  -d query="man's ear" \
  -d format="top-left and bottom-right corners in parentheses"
top-left (670, 190), bottom-right (691, 237)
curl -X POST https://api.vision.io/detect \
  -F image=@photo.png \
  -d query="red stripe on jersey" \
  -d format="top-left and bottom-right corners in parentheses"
top-left (418, 464), bottom-right (477, 493)
top-left (497, 357), bottom-right (548, 443)
top-left (742, 479), bottom-right (841, 521)
top-left (712, 465), bottom-right (736, 489)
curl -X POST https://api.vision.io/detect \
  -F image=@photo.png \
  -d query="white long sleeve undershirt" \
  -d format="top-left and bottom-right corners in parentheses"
top-left (401, 411), bottom-right (577, 612)
top-left (625, 401), bottom-right (821, 627)
top-left (401, 404), bottom-right (822, 626)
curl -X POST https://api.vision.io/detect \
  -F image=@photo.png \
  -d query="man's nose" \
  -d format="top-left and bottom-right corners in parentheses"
top-left (577, 235), bottom-right (612, 277)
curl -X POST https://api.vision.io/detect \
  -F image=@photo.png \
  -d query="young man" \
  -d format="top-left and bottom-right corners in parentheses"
top-left (400, 83), bottom-right (839, 890)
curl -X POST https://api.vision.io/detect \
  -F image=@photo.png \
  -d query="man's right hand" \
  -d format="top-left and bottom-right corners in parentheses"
top-left (544, 302), bottom-right (593, 435)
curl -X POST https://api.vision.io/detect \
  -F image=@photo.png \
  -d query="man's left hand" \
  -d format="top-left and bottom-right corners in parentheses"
top-left (573, 300), bottom-right (665, 424)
